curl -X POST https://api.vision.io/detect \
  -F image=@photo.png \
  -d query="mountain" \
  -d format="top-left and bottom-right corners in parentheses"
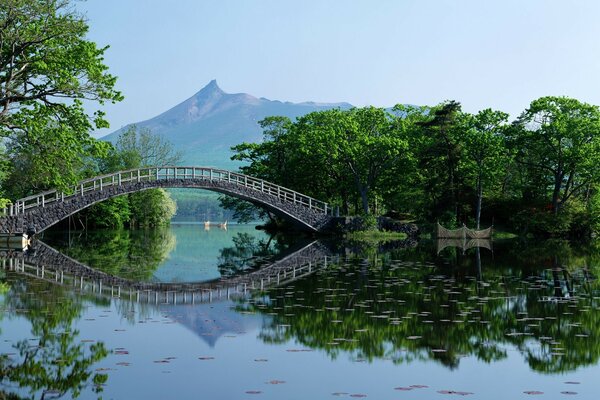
top-left (103, 80), bottom-right (353, 168)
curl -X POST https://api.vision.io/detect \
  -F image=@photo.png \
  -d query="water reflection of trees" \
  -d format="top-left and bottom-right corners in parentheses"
top-left (238, 239), bottom-right (600, 374)
top-left (43, 228), bottom-right (176, 281)
top-left (217, 233), bottom-right (298, 277)
top-left (0, 280), bottom-right (108, 399)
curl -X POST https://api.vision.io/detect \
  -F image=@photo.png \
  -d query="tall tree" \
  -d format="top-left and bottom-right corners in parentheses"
top-left (416, 101), bottom-right (464, 224)
top-left (510, 97), bottom-right (600, 217)
top-left (115, 125), bottom-right (182, 168)
top-left (0, 0), bottom-right (122, 198)
top-left (463, 109), bottom-right (509, 228)
top-left (346, 107), bottom-right (409, 214)
top-left (0, 0), bottom-right (122, 126)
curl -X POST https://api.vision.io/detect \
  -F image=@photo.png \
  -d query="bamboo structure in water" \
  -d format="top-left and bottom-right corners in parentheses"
top-left (435, 222), bottom-right (492, 239)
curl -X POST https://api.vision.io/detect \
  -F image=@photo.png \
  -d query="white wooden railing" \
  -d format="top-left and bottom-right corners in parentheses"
top-left (1, 166), bottom-right (331, 217)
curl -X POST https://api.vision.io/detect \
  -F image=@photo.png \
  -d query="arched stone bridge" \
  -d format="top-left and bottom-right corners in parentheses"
top-left (0, 166), bottom-right (334, 235)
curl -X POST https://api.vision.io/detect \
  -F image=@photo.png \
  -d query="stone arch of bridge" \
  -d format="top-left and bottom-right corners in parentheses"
top-left (0, 167), bottom-right (333, 235)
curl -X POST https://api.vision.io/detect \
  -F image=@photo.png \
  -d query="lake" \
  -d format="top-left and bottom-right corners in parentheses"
top-left (1, 224), bottom-right (600, 399)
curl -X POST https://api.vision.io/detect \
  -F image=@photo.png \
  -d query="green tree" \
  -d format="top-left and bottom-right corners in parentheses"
top-left (229, 107), bottom-right (411, 217)
top-left (0, 0), bottom-right (122, 197)
top-left (223, 117), bottom-right (293, 223)
top-left (381, 104), bottom-right (429, 218)
top-left (0, 143), bottom-right (9, 209)
top-left (78, 126), bottom-right (180, 228)
top-left (115, 124), bottom-right (182, 168)
top-left (343, 107), bottom-right (409, 214)
top-left (413, 101), bottom-right (465, 224)
top-left (463, 109), bottom-right (509, 228)
top-left (509, 96), bottom-right (600, 233)
top-left (129, 188), bottom-right (177, 227)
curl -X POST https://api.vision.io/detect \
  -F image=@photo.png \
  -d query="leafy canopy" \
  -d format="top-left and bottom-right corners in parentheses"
top-left (0, 0), bottom-right (122, 197)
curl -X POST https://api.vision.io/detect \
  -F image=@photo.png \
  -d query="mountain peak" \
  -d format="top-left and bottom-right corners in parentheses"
top-left (197, 79), bottom-right (224, 96)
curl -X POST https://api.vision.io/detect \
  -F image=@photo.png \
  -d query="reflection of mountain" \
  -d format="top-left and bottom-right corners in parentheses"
top-left (163, 301), bottom-right (269, 348)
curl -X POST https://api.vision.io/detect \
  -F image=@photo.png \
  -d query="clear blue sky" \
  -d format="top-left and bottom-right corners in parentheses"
top-left (78, 0), bottom-right (600, 136)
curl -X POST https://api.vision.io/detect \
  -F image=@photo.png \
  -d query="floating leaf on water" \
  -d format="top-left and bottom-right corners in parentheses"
top-left (350, 394), bottom-right (367, 398)
top-left (437, 390), bottom-right (474, 396)
top-left (245, 390), bottom-right (262, 395)
top-left (523, 391), bottom-right (544, 395)
top-left (266, 380), bottom-right (286, 385)
top-left (198, 356), bottom-right (215, 360)
top-left (560, 392), bottom-right (577, 395)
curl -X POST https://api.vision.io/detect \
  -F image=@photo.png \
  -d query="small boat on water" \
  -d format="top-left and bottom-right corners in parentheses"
top-left (203, 220), bottom-right (228, 230)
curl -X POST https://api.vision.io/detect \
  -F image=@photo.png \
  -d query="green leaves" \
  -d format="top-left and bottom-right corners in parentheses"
top-left (0, 0), bottom-right (123, 199)
top-left (511, 96), bottom-right (600, 222)
top-left (230, 107), bottom-right (411, 216)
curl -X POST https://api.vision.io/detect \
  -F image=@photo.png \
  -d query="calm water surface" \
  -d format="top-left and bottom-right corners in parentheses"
top-left (2, 225), bottom-right (600, 399)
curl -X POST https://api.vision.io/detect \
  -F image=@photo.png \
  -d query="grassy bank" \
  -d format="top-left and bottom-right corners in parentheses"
top-left (345, 230), bottom-right (408, 243)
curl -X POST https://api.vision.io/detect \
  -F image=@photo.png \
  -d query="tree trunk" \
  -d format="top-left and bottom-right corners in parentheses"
top-left (359, 185), bottom-right (370, 215)
top-left (476, 175), bottom-right (483, 230)
top-left (552, 173), bottom-right (562, 215)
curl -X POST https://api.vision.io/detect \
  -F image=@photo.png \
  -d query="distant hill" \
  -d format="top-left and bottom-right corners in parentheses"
top-left (103, 80), bottom-right (353, 168)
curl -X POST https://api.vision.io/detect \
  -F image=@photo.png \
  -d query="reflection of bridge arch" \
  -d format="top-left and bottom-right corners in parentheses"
top-left (0, 167), bottom-right (333, 234)
top-left (1, 240), bottom-right (333, 305)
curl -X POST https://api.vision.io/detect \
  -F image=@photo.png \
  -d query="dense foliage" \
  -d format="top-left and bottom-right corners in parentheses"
top-left (0, 0), bottom-right (122, 201)
top-left (229, 97), bottom-right (600, 237)
top-left (0, 1), bottom-right (177, 228)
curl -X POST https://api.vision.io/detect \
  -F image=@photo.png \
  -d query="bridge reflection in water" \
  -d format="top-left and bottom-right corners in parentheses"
top-left (0, 240), bottom-right (333, 306)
